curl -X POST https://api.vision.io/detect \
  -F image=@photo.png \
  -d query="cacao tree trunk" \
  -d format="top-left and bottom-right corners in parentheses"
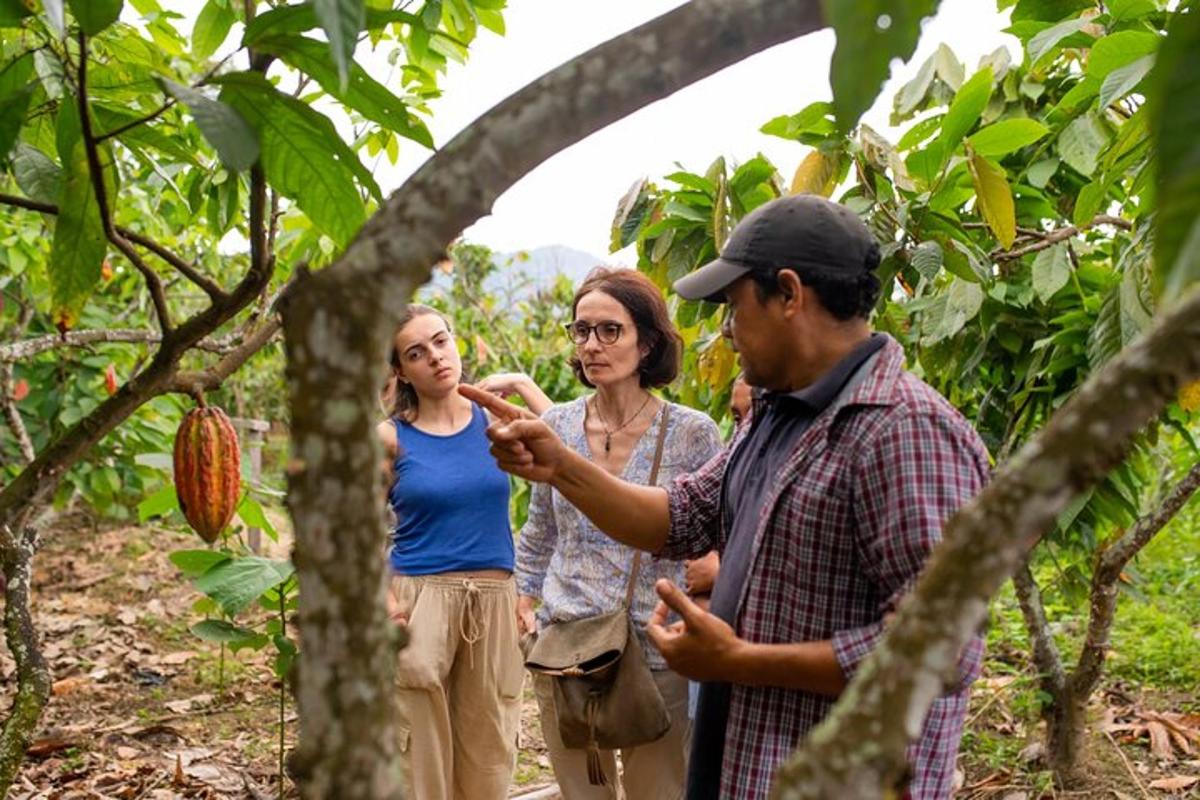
top-left (1042, 460), bottom-right (1200, 781)
top-left (0, 518), bottom-right (50, 795)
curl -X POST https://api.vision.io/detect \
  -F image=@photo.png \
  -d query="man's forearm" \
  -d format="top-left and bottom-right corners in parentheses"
top-left (551, 448), bottom-right (671, 552)
top-left (726, 639), bottom-right (847, 697)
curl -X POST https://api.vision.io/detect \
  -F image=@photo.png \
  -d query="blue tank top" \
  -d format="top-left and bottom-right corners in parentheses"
top-left (387, 403), bottom-right (514, 575)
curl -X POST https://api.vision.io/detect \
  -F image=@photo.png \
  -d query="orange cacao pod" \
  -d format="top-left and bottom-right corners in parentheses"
top-left (173, 404), bottom-right (241, 543)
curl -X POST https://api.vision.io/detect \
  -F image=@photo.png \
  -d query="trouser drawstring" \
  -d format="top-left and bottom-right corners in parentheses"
top-left (459, 579), bottom-right (484, 669)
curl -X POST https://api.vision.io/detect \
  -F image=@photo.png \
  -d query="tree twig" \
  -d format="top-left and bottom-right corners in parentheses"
top-left (0, 192), bottom-right (223, 300)
top-left (93, 99), bottom-right (176, 143)
top-left (0, 328), bottom-right (238, 362)
top-left (992, 215), bottom-right (1134, 262)
top-left (1103, 731), bottom-right (1153, 800)
top-left (168, 317), bottom-right (282, 396)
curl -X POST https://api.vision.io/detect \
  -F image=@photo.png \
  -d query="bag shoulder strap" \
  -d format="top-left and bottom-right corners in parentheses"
top-left (625, 403), bottom-right (670, 608)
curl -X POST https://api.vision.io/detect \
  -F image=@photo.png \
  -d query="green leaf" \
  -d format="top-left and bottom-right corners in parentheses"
top-left (911, 240), bottom-right (943, 281)
top-left (216, 72), bottom-right (370, 246)
top-left (12, 144), bottom-right (62, 202)
top-left (190, 619), bottom-right (267, 647)
top-left (312, 0), bottom-right (365, 90)
top-left (760, 101), bottom-right (836, 141)
top-left (0, 83), bottom-right (30, 160)
top-left (967, 148), bottom-right (1016, 249)
top-left (252, 33), bottom-right (433, 149)
top-left (1026, 157), bottom-right (1059, 189)
top-left (244, 3), bottom-right (424, 45)
top-left (192, 0), bottom-right (236, 61)
top-left (137, 482), bottom-right (178, 522)
top-left (236, 493), bottom-right (278, 542)
top-left (67, 0), bottom-right (122, 35)
top-left (823, 0), bottom-right (940, 133)
top-left (195, 555), bottom-right (295, 617)
top-left (1026, 17), bottom-right (1089, 65)
top-left (1032, 242), bottom-right (1071, 302)
top-left (0, 0), bottom-right (35, 26)
top-left (1073, 179), bottom-right (1106, 226)
top-left (893, 53), bottom-right (937, 120)
top-left (169, 549), bottom-right (230, 578)
top-left (1098, 54), bottom-right (1154, 110)
top-left (159, 79), bottom-right (259, 171)
top-left (938, 66), bottom-right (993, 156)
top-left (49, 101), bottom-right (110, 329)
top-left (1086, 31), bottom-right (1160, 82)
top-left (1150, 7), bottom-right (1200, 297)
top-left (966, 118), bottom-right (1049, 158)
top-left (1057, 112), bottom-right (1110, 177)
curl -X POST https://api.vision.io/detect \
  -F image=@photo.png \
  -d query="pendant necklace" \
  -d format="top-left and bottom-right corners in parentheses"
top-left (592, 393), bottom-right (653, 453)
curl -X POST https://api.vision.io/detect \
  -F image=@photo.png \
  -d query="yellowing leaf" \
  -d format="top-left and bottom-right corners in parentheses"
top-left (1179, 380), bottom-right (1200, 413)
top-left (790, 149), bottom-right (840, 197)
top-left (967, 147), bottom-right (1016, 249)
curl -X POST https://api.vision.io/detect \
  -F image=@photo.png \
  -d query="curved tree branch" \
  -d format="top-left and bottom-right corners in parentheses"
top-left (771, 286), bottom-right (1200, 799)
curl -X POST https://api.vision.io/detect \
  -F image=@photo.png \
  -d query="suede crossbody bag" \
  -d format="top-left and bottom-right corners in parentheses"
top-left (524, 403), bottom-right (672, 785)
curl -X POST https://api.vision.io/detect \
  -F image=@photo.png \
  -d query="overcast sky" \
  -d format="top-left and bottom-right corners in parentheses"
top-left (370, 0), bottom-right (1019, 261)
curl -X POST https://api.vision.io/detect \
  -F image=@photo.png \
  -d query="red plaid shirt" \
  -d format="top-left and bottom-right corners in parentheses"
top-left (661, 336), bottom-right (990, 799)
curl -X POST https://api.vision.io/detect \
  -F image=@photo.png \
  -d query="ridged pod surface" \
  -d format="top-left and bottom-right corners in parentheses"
top-left (173, 405), bottom-right (241, 543)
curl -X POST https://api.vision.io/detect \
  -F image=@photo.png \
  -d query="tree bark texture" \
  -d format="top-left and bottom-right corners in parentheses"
top-left (771, 287), bottom-right (1200, 799)
top-left (0, 521), bottom-right (51, 795)
top-left (280, 2), bottom-right (829, 797)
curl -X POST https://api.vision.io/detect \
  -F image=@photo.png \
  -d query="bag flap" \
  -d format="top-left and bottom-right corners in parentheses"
top-left (525, 608), bottom-right (628, 672)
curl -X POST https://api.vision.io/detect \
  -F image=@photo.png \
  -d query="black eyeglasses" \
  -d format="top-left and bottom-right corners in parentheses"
top-left (563, 321), bottom-right (624, 345)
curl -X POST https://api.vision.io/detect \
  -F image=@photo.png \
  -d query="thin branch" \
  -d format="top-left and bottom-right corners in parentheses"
top-left (1011, 562), bottom-right (1067, 698)
top-left (168, 316), bottom-right (282, 396)
top-left (1101, 460), bottom-right (1200, 572)
top-left (93, 99), bottom-right (175, 143)
top-left (76, 33), bottom-right (172, 332)
top-left (0, 328), bottom-right (238, 362)
top-left (0, 192), bottom-right (223, 300)
top-left (993, 215), bottom-right (1134, 262)
top-left (0, 365), bottom-right (35, 464)
top-left (1068, 459), bottom-right (1200, 704)
top-left (121, 229), bottom-right (225, 300)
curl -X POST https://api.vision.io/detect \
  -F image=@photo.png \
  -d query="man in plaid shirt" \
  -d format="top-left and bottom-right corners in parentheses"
top-left (463, 195), bottom-right (990, 800)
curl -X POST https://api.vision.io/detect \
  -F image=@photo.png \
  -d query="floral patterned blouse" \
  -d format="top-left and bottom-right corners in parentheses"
top-left (515, 396), bottom-right (722, 670)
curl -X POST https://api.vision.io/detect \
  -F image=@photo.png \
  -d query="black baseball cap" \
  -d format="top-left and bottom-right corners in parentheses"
top-left (674, 195), bottom-right (880, 302)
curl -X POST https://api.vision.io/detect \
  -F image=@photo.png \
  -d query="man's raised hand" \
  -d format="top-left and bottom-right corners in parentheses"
top-left (646, 578), bottom-right (744, 683)
top-left (459, 384), bottom-right (569, 484)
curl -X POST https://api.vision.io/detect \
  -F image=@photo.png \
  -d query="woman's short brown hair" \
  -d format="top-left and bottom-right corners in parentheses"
top-left (569, 267), bottom-right (682, 389)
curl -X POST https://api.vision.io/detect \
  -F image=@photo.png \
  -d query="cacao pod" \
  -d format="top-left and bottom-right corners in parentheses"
top-left (173, 404), bottom-right (241, 543)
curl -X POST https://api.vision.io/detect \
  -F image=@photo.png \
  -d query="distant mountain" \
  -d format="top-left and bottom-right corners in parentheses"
top-left (421, 244), bottom-right (610, 300)
top-left (495, 244), bottom-right (608, 290)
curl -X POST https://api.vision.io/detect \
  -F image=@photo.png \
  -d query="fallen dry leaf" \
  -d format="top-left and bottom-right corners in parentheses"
top-left (1147, 774), bottom-right (1199, 792)
top-left (25, 736), bottom-right (77, 758)
top-left (52, 676), bottom-right (89, 696)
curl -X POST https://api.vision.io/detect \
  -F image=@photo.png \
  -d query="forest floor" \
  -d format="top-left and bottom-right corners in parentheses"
top-left (2, 507), bottom-right (1198, 799)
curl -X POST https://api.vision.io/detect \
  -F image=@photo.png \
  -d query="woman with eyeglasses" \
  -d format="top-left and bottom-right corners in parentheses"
top-left (482, 267), bottom-right (721, 798)
top-left (376, 304), bottom-right (525, 800)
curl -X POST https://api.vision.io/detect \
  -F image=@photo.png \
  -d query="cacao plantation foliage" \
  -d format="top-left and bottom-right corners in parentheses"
top-left (0, 0), bottom-right (1197, 796)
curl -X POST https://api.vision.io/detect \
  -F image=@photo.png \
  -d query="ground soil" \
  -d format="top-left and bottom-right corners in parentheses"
top-left (2, 517), bottom-right (1197, 799)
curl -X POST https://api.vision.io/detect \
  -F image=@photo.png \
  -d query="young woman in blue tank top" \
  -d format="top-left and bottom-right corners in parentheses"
top-left (375, 304), bottom-right (524, 800)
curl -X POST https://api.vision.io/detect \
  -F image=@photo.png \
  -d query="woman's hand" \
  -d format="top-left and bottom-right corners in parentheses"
top-left (474, 373), bottom-right (552, 417)
top-left (516, 594), bottom-right (537, 635)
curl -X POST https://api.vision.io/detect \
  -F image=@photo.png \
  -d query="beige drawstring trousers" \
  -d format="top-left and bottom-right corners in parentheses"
top-left (390, 573), bottom-right (524, 800)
